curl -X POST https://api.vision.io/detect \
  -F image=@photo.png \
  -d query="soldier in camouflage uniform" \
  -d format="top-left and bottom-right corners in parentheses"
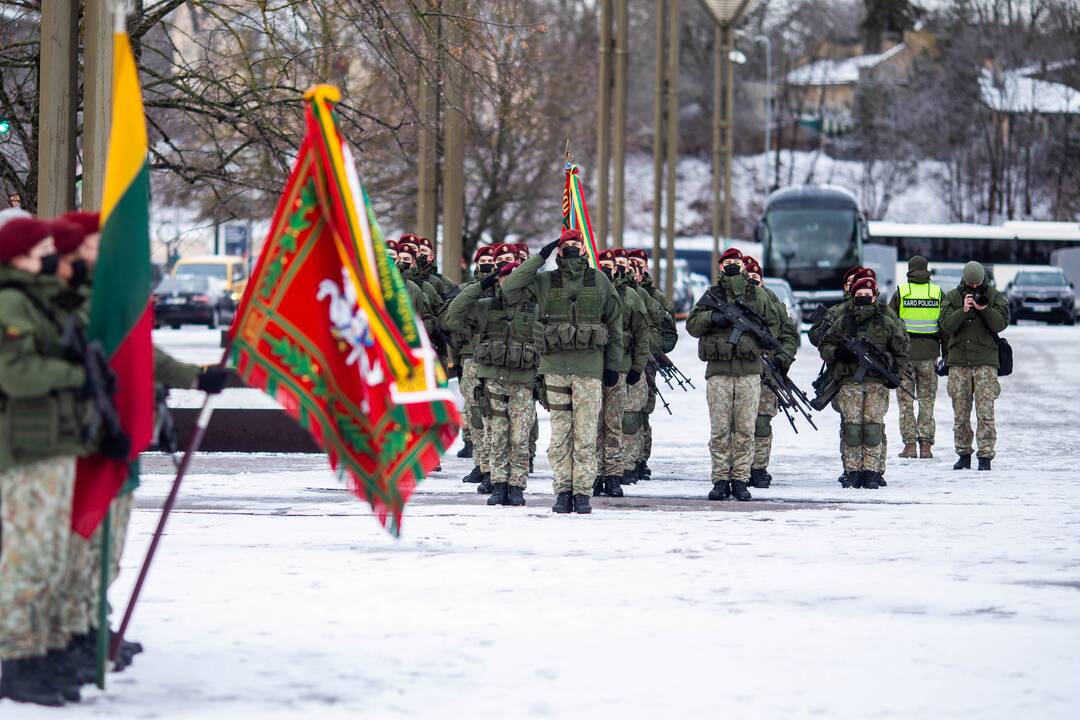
top-left (889, 256), bottom-right (944, 459)
top-left (743, 256), bottom-right (799, 488)
top-left (513, 243), bottom-right (541, 469)
top-left (819, 277), bottom-right (910, 489)
top-left (938, 261), bottom-right (1009, 471)
top-left (627, 249), bottom-right (678, 479)
top-left (449, 245), bottom-right (497, 479)
top-left (501, 229), bottom-right (623, 514)
top-left (0, 215), bottom-right (94, 706)
top-left (408, 234), bottom-right (458, 298)
top-left (593, 250), bottom-right (649, 497)
top-left (686, 248), bottom-right (782, 501)
top-left (446, 258), bottom-right (537, 505)
top-left (621, 249), bottom-right (664, 485)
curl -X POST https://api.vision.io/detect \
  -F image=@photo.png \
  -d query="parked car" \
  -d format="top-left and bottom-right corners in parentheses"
top-left (1006, 268), bottom-right (1076, 325)
top-left (172, 254), bottom-right (248, 302)
top-left (764, 276), bottom-right (803, 347)
top-left (153, 274), bottom-right (236, 329)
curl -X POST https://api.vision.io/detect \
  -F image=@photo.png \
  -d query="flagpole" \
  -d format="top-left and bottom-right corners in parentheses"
top-left (109, 344), bottom-right (231, 661)
top-left (95, 507), bottom-right (111, 688)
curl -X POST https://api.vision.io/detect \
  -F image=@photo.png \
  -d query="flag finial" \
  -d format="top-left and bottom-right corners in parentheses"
top-left (564, 138), bottom-right (573, 163)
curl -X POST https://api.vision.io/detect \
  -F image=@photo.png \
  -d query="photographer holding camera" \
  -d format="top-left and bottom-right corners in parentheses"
top-left (938, 261), bottom-right (1010, 471)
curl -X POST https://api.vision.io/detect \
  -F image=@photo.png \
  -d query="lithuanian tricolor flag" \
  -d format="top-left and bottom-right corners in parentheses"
top-left (71, 30), bottom-right (154, 537)
top-left (562, 162), bottom-right (599, 267)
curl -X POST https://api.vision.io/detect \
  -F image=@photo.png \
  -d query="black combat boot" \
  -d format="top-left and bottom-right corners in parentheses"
top-left (592, 477), bottom-right (607, 497)
top-left (572, 494), bottom-right (593, 514)
top-left (43, 651), bottom-right (83, 701)
top-left (978, 457), bottom-right (991, 471)
top-left (51, 644), bottom-right (94, 685)
top-left (487, 482), bottom-right (509, 506)
top-left (707, 482), bottom-right (731, 501)
top-left (477, 473), bottom-right (493, 494)
top-left (622, 465), bottom-right (639, 484)
top-left (861, 471), bottom-right (882, 489)
top-left (637, 461), bottom-right (652, 479)
top-left (529, 458), bottom-right (534, 474)
top-left (552, 492), bottom-right (573, 513)
top-left (839, 471), bottom-right (853, 488)
top-left (748, 468), bottom-right (771, 489)
top-left (462, 465), bottom-right (483, 483)
top-left (953, 454), bottom-right (972, 470)
top-left (606, 475), bottom-right (624, 498)
top-left (456, 440), bottom-right (473, 459)
top-left (0, 657), bottom-right (65, 707)
top-left (507, 486), bottom-right (526, 506)
top-left (730, 480), bottom-right (753, 501)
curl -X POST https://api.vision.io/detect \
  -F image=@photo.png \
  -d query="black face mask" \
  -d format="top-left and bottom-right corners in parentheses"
top-left (40, 254), bottom-right (60, 276)
top-left (722, 264), bottom-right (741, 277)
top-left (399, 262), bottom-right (413, 272)
top-left (476, 264), bottom-right (495, 275)
top-left (561, 247), bottom-right (581, 259)
top-left (748, 277), bottom-right (761, 286)
top-left (417, 256), bottom-right (431, 268)
top-left (615, 267), bottom-right (626, 278)
top-left (70, 259), bottom-right (89, 287)
top-left (602, 266), bottom-right (614, 279)
top-left (853, 295), bottom-right (874, 306)
top-left (496, 260), bottom-right (510, 270)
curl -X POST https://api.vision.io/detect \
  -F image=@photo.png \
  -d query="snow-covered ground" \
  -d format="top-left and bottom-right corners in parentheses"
top-left (7, 323), bottom-right (1080, 718)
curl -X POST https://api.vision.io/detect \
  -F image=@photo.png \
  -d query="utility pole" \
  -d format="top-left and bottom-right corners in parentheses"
top-left (721, 25), bottom-right (735, 260)
top-left (611, 0), bottom-right (629, 249)
top-left (651, 0), bottom-right (666, 286)
top-left (663, 0), bottom-right (680, 300)
top-left (440, 0), bottom-right (465, 282)
top-left (595, 0), bottom-right (613, 249)
top-left (36, 0), bottom-right (79, 216)
top-left (710, 26), bottom-right (723, 284)
top-left (416, 4), bottom-right (439, 241)
top-left (83, 0), bottom-right (113, 211)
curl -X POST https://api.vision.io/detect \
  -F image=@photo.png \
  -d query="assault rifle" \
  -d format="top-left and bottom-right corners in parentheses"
top-left (697, 294), bottom-right (794, 362)
top-left (761, 358), bottom-right (818, 433)
top-left (811, 334), bottom-right (916, 409)
top-left (61, 318), bottom-right (131, 461)
top-left (653, 352), bottom-right (695, 391)
top-left (644, 364), bottom-right (672, 415)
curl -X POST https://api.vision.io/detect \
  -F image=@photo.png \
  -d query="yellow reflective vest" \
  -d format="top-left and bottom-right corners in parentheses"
top-left (897, 282), bottom-right (943, 334)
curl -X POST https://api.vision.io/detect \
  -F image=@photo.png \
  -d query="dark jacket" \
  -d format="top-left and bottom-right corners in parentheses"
top-left (938, 283), bottom-right (1009, 368)
top-left (686, 272), bottom-right (782, 378)
top-left (818, 301), bottom-right (910, 386)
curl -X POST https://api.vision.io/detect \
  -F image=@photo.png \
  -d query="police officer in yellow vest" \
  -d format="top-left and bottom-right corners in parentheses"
top-left (888, 256), bottom-right (944, 459)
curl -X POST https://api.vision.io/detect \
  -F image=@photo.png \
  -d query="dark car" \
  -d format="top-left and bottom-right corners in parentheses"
top-left (1006, 268), bottom-right (1076, 325)
top-left (153, 275), bottom-right (235, 329)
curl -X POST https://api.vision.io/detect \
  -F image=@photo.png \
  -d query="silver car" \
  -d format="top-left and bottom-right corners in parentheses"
top-left (764, 276), bottom-right (803, 347)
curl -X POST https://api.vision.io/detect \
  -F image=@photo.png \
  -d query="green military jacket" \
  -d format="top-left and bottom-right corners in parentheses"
top-left (501, 254), bottom-right (623, 380)
top-left (818, 300), bottom-right (910, 385)
top-left (938, 283), bottom-right (1009, 368)
top-left (613, 275), bottom-right (651, 374)
top-left (416, 264), bottom-right (457, 298)
top-left (642, 276), bottom-right (679, 353)
top-left (633, 284), bottom-right (664, 355)
top-left (686, 272), bottom-right (782, 378)
top-left (761, 284), bottom-right (800, 369)
top-left (445, 281), bottom-right (539, 385)
top-left (0, 267), bottom-right (88, 470)
top-left (441, 278), bottom-right (495, 361)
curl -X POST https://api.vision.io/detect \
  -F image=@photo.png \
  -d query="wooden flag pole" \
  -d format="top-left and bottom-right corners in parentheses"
top-left (109, 345), bottom-right (231, 661)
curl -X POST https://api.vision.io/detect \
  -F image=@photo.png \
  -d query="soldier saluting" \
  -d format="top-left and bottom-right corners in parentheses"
top-left (818, 276), bottom-right (910, 489)
top-left (500, 228), bottom-right (623, 514)
top-left (686, 248), bottom-right (782, 502)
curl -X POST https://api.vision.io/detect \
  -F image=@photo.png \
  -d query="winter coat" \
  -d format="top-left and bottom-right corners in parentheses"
top-left (938, 283), bottom-right (1009, 369)
top-left (445, 282), bottom-right (539, 385)
top-left (686, 272), bottom-right (782, 378)
top-left (613, 275), bottom-right (651, 374)
top-left (818, 300), bottom-right (910, 386)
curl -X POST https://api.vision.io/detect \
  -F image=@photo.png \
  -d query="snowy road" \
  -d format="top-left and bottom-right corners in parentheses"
top-left (8, 324), bottom-right (1080, 718)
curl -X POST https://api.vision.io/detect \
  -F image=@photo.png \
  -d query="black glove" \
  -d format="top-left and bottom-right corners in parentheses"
top-left (626, 369), bottom-right (642, 386)
top-left (710, 310), bottom-right (731, 328)
top-left (479, 272), bottom-right (499, 290)
top-left (196, 366), bottom-right (230, 394)
top-left (603, 369), bottom-right (619, 387)
top-left (540, 239), bottom-right (560, 260)
top-left (834, 346), bottom-right (855, 363)
top-left (100, 431), bottom-right (131, 461)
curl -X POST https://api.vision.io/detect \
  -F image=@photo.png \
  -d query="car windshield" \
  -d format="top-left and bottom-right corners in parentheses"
top-left (1014, 271), bottom-right (1067, 286)
top-left (176, 262), bottom-right (228, 280)
top-left (156, 276), bottom-right (207, 293)
top-left (765, 208), bottom-right (858, 270)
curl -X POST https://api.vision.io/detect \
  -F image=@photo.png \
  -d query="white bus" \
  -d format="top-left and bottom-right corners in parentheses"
top-left (867, 220), bottom-right (1080, 289)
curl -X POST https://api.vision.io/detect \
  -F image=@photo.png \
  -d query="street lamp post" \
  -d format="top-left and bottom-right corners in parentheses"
top-left (754, 34), bottom-right (773, 194)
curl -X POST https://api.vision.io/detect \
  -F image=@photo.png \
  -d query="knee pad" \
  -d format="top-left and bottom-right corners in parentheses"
top-left (470, 405), bottom-right (485, 430)
top-left (863, 423), bottom-right (885, 447)
top-left (755, 414), bottom-right (773, 438)
top-left (622, 411), bottom-right (642, 436)
top-left (843, 422), bottom-right (864, 447)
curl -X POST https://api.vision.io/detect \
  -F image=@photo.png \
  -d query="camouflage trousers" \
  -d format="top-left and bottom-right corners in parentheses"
top-left (458, 360), bottom-right (473, 445)
top-left (487, 380), bottom-right (535, 488)
top-left (752, 384), bottom-right (779, 470)
top-left (597, 374), bottom-right (627, 476)
top-left (530, 413), bottom-right (538, 460)
top-left (0, 456), bottom-right (75, 658)
top-left (705, 374), bottom-right (761, 483)
top-left (837, 382), bottom-right (890, 473)
top-left (898, 358), bottom-right (939, 445)
top-left (545, 373), bottom-right (603, 495)
top-left (947, 365), bottom-right (1000, 460)
top-left (623, 374), bottom-right (649, 468)
top-left (461, 360), bottom-right (489, 471)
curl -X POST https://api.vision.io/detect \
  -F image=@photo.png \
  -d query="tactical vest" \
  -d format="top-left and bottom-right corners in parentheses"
top-left (536, 268), bottom-right (609, 353)
top-left (697, 282), bottom-right (763, 363)
top-left (474, 296), bottom-right (540, 370)
top-left (898, 282), bottom-right (942, 334)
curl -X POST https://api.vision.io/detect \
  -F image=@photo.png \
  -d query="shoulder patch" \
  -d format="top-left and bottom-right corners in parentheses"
top-left (3, 325), bottom-right (27, 341)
